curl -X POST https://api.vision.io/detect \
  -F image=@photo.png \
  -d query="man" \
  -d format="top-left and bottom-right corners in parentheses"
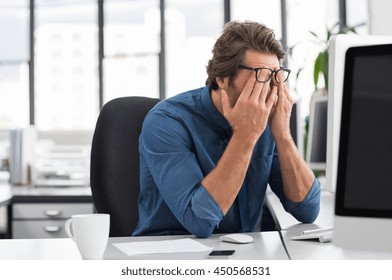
top-left (133, 21), bottom-right (320, 238)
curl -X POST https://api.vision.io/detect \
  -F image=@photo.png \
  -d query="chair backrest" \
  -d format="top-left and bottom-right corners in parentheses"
top-left (90, 96), bottom-right (160, 237)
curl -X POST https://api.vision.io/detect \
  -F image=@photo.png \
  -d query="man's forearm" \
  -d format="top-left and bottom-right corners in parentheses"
top-left (275, 136), bottom-right (314, 202)
top-left (201, 133), bottom-right (255, 215)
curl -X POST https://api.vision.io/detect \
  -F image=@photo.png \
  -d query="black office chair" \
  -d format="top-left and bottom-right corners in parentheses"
top-left (90, 96), bottom-right (160, 237)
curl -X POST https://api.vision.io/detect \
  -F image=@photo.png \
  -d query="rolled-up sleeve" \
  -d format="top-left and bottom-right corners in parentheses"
top-left (281, 178), bottom-right (321, 223)
top-left (192, 186), bottom-right (223, 221)
top-left (140, 109), bottom-right (224, 237)
top-left (269, 151), bottom-right (321, 223)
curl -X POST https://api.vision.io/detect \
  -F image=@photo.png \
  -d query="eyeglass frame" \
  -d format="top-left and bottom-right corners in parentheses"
top-left (238, 64), bottom-right (291, 83)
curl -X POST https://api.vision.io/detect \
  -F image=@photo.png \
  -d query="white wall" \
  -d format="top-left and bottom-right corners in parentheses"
top-left (368, 0), bottom-right (392, 35)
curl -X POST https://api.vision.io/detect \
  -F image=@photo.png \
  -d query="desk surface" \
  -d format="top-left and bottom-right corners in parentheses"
top-left (266, 188), bottom-right (335, 231)
top-left (282, 230), bottom-right (392, 260)
top-left (3, 185), bottom-right (391, 260)
top-left (0, 183), bottom-right (92, 204)
top-left (267, 189), bottom-right (392, 259)
top-left (0, 232), bottom-right (289, 260)
top-left (0, 184), bottom-right (12, 206)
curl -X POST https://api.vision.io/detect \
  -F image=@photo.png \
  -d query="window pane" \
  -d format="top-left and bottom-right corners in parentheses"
top-left (0, 1), bottom-right (29, 129)
top-left (103, 0), bottom-right (159, 103)
top-left (286, 0), bottom-right (339, 120)
top-left (346, 0), bottom-right (368, 35)
top-left (231, 0), bottom-right (282, 40)
top-left (166, 0), bottom-right (223, 97)
top-left (0, 63), bottom-right (29, 128)
top-left (35, 0), bottom-right (99, 131)
top-left (0, 0), bottom-right (29, 61)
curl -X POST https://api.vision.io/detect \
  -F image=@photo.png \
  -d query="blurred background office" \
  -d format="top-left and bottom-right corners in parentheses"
top-left (0, 0), bottom-right (390, 237)
top-left (0, 0), bottom-right (373, 132)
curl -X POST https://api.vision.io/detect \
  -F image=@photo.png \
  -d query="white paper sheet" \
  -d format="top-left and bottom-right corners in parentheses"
top-left (113, 238), bottom-right (212, 256)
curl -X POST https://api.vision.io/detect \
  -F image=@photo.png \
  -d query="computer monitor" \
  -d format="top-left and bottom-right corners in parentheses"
top-left (290, 100), bottom-right (304, 156)
top-left (306, 94), bottom-right (327, 171)
top-left (329, 35), bottom-right (392, 252)
top-left (326, 35), bottom-right (392, 193)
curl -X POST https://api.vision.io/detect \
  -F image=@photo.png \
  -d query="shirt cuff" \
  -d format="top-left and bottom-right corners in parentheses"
top-left (191, 185), bottom-right (224, 225)
top-left (288, 177), bottom-right (321, 204)
top-left (283, 177), bottom-right (321, 223)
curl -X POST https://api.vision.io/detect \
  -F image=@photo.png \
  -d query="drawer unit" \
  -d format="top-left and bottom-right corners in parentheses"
top-left (13, 203), bottom-right (93, 219)
top-left (11, 202), bottom-right (94, 239)
top-left (12, 220), bottom-right (69, 239)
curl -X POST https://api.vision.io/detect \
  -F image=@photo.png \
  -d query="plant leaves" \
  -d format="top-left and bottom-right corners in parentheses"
top-left (296, 67), bottom-right (304, 81)
top-left (294, 66), bottom-right (305, 91)
top-left (313, 54), bottom-right (322, 90)
top-left (309, 30), bottom-right (319, 39)
top-left (341, 26), bottom-right (357, 34)
top-left (294, 22), bottom-right (358, 94)
top-left (321, 50), bottom-right (329, 89)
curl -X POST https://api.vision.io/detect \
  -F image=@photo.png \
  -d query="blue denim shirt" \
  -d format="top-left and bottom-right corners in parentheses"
top-left (133, 86), bottom-right (320, 238)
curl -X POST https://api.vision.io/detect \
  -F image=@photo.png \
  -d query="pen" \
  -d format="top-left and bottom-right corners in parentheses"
top-left (301, 227), bottom-right (333, 236)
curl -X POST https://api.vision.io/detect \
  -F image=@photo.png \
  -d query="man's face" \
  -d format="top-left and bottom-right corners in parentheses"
top-left (225, 50), bottom-right (280, 107)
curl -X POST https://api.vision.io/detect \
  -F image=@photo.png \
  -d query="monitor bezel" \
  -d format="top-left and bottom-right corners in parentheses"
top-left (335, 44), bottom-right (392, 218)
top-left (306, 94), bottom-right (328, 171)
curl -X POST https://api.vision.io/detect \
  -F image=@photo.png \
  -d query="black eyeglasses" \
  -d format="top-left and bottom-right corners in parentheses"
top-left (238, 65), bottom-right (291, 83)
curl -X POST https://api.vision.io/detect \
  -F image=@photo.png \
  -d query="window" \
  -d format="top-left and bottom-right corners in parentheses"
top-left (346, 0), bottom-right (368, 34)
top-left (35, 0), bottom-right (99, 131)
top-left (103, 0), bottom-right (160, 103)
top-left (286, 0), bottom-right (339, 121)
top-left (165, 0), bottom-right (223, 97)
top-left (1, 0), bottom-right (362, 134)
top-left (231, 0), bottom-right (282, 40)
top-left (0, 0), bottom-right (29, 129)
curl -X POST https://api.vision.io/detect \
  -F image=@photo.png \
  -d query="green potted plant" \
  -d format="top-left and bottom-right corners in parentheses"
top-left (296, 22), bottom-right (357, 164)
top-left (310, 22), bottom-right (357, 92)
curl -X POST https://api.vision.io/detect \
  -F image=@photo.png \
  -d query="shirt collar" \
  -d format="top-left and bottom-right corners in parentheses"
top-left (200, 86), bottom-right (232, 136)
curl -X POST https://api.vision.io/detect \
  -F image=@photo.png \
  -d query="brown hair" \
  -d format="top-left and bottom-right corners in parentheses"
top-left (206, 21), bottom-right (285, 90)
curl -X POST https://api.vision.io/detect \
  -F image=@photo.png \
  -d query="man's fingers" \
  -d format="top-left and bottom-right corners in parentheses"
top-left (257, 79), bottom-right (270, 103)
top-left (276, 81), bottom-right (286, 107)
top-left (240, 72), bottom-right (258, 100)
top-left (250, 79), bottom-right (264, 101)
top-left (221, 89), bottom-right (231, 115)
top-left (283, 83), bottom-right (294, 105)
top-left (266, 85), bottom-right (278, 110)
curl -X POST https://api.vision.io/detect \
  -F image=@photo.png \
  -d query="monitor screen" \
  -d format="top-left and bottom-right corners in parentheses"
top-left (306, 95), bottom-right (327, 171)
top-left (335, 44), bottom-right (392, 218)
top-left (290, 101), bottom-right (304, 156)
top-left (290, 102), bottom-right (298, 147)
top-left (326, 35), bottom-right (392, 193)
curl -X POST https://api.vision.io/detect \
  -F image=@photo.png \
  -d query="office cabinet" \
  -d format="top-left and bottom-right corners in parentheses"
top-left (9, 186), bottom-right (93, 239)
top-left (12, 203), bottom-right (93, 239)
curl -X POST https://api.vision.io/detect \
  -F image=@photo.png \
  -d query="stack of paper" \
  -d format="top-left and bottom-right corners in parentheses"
top-left (32, 144), bottom-right (90, 187)
top-left (113, 238), bottom-right (212, 256)
top-left (291, 228), bottom-right (333, 243)
top-left (9, 126), bottom-right (37, 185)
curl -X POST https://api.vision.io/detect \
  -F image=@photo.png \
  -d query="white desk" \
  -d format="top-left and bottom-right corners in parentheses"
top-left (0, 183), bottom-right (92, 206)
top-left (0, 232), bottom-right (289, 260)
top-left (0, 183), bottom-right (93, 239)
top-left (11, 184), bottom-right (92, 200)
top-left (266, 188), bottom-right (335, 231)
top-left (266, 189), bottom-right (392, 259)
top-left (0, 184), bottom-right (12, 207)
top-left (282, 230), bottom-right (392, 260)
top-left (3, 185), bottom-right (391, 260)
top-left (0, 238), bottom-right (81, 260)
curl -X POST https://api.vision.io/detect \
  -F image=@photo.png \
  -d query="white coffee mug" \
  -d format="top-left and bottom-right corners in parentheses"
top-left (65, 213), bottom-right (110, 260)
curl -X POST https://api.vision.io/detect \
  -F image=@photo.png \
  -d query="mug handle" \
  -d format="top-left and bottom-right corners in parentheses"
top-left (64, 219), bottom-right (76, 241)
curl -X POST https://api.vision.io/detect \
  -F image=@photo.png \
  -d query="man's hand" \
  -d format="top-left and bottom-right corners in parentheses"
top-left (221, 73), bottom-right (277, 144)
top-left (268, 74), bottom-right (314, 203)
top-left (269, 75), bottom-right (294, 142)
